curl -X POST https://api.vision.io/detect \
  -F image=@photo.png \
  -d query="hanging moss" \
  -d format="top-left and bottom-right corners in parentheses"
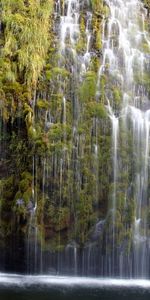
top-left (1, 0), bottom-right (150, 261)
top-left (1, 0), bottom-right (54, 87)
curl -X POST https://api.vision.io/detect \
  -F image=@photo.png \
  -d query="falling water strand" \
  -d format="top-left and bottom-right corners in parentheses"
top-left (24, 0), bottom-right (150, 277)
top-left (98, 0), bottom-right (150, 276)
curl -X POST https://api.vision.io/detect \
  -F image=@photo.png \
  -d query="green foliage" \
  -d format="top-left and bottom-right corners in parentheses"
top-left (79, 72), bottom-right (97, 102)
top-left (1, 0), bottom-right (148, 256)
top-left (113, 87), bottom-right (122, 106)
top-left (86, 102), bottom-right (107, 118)
top-left (2, 0), bottom-right (53, 86)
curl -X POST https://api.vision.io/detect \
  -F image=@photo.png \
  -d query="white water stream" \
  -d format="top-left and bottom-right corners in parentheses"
top-left (98, 0), bottom-right (150, 277)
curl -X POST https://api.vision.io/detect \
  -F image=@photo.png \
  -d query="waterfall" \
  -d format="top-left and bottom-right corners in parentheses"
top-left (1, 0), bottom-right (150, 278)
top-left (26, 0), bottom-right (150, 277)
top-left (96, 0), bottom-right (150, 277)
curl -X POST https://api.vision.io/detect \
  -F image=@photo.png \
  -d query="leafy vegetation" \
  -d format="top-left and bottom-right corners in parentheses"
top-left (0, 0), bottom-right (150, 268)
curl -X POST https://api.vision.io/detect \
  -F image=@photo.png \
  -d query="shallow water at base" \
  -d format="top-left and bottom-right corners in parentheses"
top-left (0, 275), bottom-right (150, 300)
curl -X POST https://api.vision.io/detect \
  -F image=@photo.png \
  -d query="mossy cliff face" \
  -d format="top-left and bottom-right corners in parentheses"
top-left (0, 0), bottom-right (110, 250)
top-left (0, 0), bottom-right (150, 275)
top-left (144, 0), bottom-right (150, 10)
top-left (0, 0), bottom-right (54, 242)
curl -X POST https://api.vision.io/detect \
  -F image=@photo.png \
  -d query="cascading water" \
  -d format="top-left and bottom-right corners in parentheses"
top-left (1, 0), bottom-right (150, 278)
top-left (96, 0), bottom-right (150, 277)
top-left (25, 0), bottom-right (95, 275)
top-left (25, 0), bottom-right (150, 277)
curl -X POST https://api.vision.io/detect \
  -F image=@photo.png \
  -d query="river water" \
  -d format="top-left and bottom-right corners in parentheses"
top-left (0, 275), bottom-right (150, 300)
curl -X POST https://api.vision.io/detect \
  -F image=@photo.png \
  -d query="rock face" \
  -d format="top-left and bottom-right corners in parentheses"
top-left (0, 0), bottom-right (150, 277)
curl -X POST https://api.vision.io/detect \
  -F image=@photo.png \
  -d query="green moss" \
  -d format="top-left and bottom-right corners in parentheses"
top-left (37, 99), bottom-right (49, 110)
top-left (19, 179), bottom-right (30, 193)
top-left (1, 0), bottom-right (54, 86)
top-left (52, 67), bottom-right (70, 78)
top-left (86, 102), bottom-right (107, 118)
top-left (22, 188), bottom-right (32, 204)
top-left (0, 0), bottom-right (148, 255)
top-left (54, 207), bottom-right (70, 231)
top-left (113, 87), bottom-right (122, 106)
top-left (79, 72), bottom-right (97, 102)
